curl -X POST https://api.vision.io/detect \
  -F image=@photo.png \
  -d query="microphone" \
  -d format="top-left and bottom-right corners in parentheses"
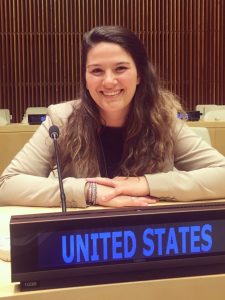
top-left (49, 125), bottom-right (67, 213)
top-left (49, 125), bottom-right (59, 139)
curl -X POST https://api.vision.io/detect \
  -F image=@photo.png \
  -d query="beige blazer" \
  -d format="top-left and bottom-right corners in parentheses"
top-left (1, 100), bottom-right (225, 207)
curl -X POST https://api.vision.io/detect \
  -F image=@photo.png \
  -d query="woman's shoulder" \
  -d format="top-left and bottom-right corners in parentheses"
top-left (47, 99), bottom-right (81, 116)
top-left (47, 99), bottom-right (81, 125)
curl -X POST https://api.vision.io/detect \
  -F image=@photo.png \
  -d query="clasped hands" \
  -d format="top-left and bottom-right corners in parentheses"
top-left (86, 176), bottom-right (157, 207)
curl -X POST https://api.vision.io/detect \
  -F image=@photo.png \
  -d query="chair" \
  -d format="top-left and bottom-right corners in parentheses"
top-left (196, 105), bottom-right (218, 118)
top-left (0, 109), bottom-right (10, 125)
top-left (190, 127), bottom-right (211, 145)
top-left (196, 105), bottom-right (225, 119)
top-left (21, 107), bottom-right (47, 124)
top-left (203, 110), bottom-right (225, 121)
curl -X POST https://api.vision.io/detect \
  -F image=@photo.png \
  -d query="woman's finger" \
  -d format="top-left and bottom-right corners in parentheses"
top-left (98, 195), bottom-right (158, 208)
top-left (86, 177), bottom-right (116, 187)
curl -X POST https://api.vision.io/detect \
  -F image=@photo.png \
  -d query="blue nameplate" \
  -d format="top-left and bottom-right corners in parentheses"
top-left (10, 202), bottom-right (225, 290)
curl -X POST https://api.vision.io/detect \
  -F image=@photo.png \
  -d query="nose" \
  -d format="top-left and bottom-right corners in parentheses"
top-left (102, 70), bottom-right (117, 87)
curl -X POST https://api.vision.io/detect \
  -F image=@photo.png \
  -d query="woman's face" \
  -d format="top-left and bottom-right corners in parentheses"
top-left (85, 42), bottom-right (140, 126)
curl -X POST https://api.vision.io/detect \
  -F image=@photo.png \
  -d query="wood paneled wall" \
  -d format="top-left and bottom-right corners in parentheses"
top-left (0, 0), bottom-right (224, 122)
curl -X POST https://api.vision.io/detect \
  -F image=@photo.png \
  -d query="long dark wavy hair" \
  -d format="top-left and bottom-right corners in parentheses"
top-left (59, 26), bottom-right (183, 177)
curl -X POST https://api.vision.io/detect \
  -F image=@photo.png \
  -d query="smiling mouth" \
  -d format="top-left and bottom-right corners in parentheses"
top-left (101, 90), bottom-right (123, 96)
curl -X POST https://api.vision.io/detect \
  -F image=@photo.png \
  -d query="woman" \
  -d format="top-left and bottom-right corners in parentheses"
top-left (1, 25), bottom-right (225, 208)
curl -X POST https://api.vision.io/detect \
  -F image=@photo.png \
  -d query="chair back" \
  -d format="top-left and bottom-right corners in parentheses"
top-left (203, 110), bottom-right (225, 121)
top-left (0, 109), bottom-right (10, 125)
top-left (21, 107), bottom-right (47, 123)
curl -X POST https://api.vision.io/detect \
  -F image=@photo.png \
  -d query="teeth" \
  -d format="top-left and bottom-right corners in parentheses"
top-left (102, 90), bottom-right (121, 96)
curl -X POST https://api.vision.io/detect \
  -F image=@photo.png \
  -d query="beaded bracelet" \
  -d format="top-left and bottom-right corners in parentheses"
top-left (86, 182), bottom-right (97, 205)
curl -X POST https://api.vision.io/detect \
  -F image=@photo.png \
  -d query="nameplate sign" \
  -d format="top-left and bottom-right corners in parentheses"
top-left (10, 202), bottom-right (225, 290)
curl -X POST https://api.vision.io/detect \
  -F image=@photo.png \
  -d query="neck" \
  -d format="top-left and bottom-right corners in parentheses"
top-left (100, 109), bottom-right (128, 127)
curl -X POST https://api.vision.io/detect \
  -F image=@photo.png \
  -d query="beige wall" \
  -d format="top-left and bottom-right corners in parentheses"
top-left (0, 125), bottom-right (38, 174)
top-left (188, 121), bottom-right (225, 157)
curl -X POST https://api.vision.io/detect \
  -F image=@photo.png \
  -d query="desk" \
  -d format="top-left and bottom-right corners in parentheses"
top-left (188, 121), bottom-right (225, 156)
top-left (1, 203), bottom-right (225, 300)
top-left (0, 124), bottom-right (39, 174)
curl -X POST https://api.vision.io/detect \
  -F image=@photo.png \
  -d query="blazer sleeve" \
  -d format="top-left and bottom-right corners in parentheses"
top-left (146, 121), bottom-right (225, 201)
top-left (0, 102), bottom-right (87, 208)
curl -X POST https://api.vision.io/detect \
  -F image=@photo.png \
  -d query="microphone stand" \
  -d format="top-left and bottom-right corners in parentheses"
top-left (52, 133), bottom-right (67, 213)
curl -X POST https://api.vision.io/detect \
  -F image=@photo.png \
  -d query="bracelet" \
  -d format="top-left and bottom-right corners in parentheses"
top-left (86, 182), bottom-right (97, 206)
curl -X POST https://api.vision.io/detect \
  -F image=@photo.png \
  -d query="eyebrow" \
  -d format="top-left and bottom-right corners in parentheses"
top-left (86, 62), bottom-right (131, 68)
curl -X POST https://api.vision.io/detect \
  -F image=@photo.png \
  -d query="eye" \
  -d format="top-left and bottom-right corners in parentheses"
top-left (90, 68), bottom-right (103, 76)
top-left (115, 65), bottom-right (128, 73)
